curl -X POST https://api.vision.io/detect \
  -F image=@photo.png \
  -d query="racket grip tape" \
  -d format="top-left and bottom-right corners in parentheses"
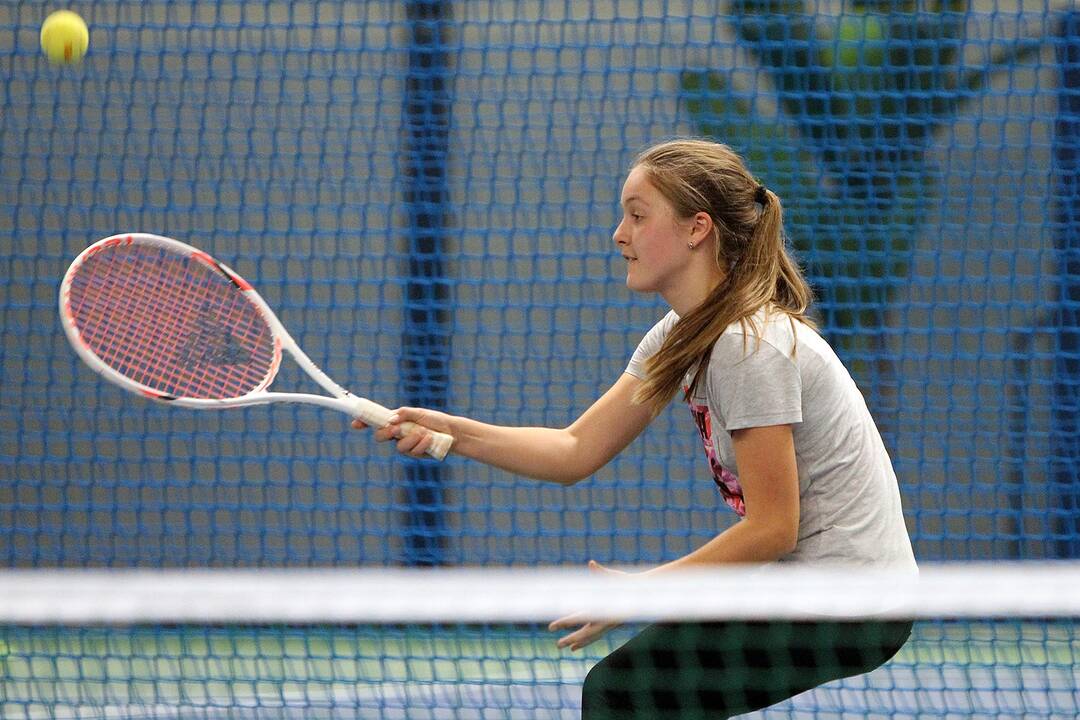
top-left (348, 397), bottom-right (454, 461)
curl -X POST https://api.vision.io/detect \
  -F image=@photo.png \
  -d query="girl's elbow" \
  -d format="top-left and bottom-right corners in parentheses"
top-left (553, 433), bottom-right (609, 486)
top-left (531, 458), bottom-right (591, 486)
top-left (777, 527), bottom-right (798, 556)
top-left (774, 516), bottom-right (800, 556)
top-left (553, 466), bottom-right (594, 486)
top-left (753, 518), bottom-right (798, 558)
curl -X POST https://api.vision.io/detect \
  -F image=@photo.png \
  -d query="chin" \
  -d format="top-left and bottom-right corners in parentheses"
top-left (625, 275), bottom-right (657, 294)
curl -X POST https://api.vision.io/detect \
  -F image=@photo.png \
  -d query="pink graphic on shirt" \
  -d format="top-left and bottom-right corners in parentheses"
top-left (685, 391), bottom-right (746, 516)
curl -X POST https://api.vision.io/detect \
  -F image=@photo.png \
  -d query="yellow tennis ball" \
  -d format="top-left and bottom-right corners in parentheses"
top-left (40, 10), bottom-right (89, 65)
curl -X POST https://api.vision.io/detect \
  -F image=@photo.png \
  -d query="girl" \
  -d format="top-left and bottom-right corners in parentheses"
top-left (356, 138), bottom-right (917, 719)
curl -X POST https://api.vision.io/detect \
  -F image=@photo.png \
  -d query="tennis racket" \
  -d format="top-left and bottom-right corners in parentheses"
top-left (59, 233), bottom-right (454, 460)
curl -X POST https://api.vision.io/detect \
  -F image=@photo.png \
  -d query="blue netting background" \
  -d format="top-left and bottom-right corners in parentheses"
top-left (2, 1), bottom-right (1079, 717)
top-left (3, 0), bottom-right (1074, 568)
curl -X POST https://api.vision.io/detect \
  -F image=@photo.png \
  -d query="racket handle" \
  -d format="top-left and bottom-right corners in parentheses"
top-left (348, 397), bottom-right (454, 461)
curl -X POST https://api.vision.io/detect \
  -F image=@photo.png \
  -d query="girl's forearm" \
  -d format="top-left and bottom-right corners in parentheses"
top-left (447, 416), bottom-right (595, 485)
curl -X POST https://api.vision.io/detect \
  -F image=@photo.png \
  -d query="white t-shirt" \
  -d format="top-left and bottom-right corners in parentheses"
top-left (626, 307), bottom-right (917, 570)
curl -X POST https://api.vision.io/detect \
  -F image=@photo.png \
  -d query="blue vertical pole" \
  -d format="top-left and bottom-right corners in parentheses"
top-left (1053, 13), bottom-right (1080, 558)
top-left (401, 0), bottom-right (452, 566)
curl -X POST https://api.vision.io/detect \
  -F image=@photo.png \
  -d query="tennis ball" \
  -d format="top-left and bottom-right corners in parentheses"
top-left (40, 10), bottom-right (89, 65)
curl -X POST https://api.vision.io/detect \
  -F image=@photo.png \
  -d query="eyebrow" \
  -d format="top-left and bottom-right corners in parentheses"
top-left (621, 195), bottom-right (649, 207)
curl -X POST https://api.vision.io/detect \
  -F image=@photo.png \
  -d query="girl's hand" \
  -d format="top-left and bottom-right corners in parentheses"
top-left (547, 560), bottom-right (627, 651)
top-left (351, 407), bottom-right (455, 459)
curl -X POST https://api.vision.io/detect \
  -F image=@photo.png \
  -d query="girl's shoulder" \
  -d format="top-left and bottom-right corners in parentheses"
top-left (640, 309), bottom-right (680, 344)
top-left (717, 306), bottom-right (805, 349)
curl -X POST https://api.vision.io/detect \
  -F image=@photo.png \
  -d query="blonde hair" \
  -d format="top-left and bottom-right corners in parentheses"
top-left (631, 139), bottom-right (815, 415)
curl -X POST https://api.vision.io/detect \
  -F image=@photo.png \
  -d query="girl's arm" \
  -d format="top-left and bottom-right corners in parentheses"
top-left (550, 423), bottom-right (800, 650)
top-left (363, 372), bottom-right (656, 485)
top-left (649, 423), bottom-right (801, 569)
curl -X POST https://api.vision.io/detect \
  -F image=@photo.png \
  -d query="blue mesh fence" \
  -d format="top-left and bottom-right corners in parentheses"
top-left (1, 1), bottom-right (1078, 717)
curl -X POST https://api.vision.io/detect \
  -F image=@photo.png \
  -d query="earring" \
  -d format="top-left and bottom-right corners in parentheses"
top-left (688, 241), bottom-right (695, 249)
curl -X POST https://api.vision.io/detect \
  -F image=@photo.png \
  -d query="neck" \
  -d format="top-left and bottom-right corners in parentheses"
top-left (662, 263), bottom-right (725, 316)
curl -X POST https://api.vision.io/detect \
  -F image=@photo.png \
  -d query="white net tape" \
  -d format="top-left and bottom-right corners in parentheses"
top-left (2, 562), bottom-right (1078, 624)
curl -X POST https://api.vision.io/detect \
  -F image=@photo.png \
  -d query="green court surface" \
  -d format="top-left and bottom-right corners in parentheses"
top-left (2, 622), bottom-right (1077, 719)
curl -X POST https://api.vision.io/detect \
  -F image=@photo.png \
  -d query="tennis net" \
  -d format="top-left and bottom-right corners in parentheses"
top-left (2, 563), bottom-right (1078, 719)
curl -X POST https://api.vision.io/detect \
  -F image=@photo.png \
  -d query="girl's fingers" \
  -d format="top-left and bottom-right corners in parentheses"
top-left (374, 425), bottom-right (398, 442)
top-left (396, 429), bottom-right (432, 457)
top-left (550, 617), bottom-right (618, 651)
top-left (548, 613), bottom-right (586, 631)
top-left (556, 622), bottom-right (605, 650)
top-left (365, 414), bottom-right (406, 442)
top-left (395, 434), bottom-right (419, 454)
top-left (587, 559), bottom-right (628, 577)
top-left (353, 407), bottom-right (436, 459)
top-left (555, 626), bottom-right (586, 649)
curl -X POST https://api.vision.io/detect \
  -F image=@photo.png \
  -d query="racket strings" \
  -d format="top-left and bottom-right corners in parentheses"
top-left (99, 257), bottom-right (190, 387)
top-left (117, 253), bottom-right (220, 392)
top-left (73, 249), bottom-right (204, 391)
top-left (76, 250), bottom-right (269, 398)
top-left (68, 244), bottom-right (276, 399)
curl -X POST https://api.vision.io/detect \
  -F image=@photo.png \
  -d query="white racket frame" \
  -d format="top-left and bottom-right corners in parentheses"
top-left (59, 233), bottom-right (453, 460)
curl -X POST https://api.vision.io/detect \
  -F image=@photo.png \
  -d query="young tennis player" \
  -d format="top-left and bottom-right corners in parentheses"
top-left (356, 138), bottom-right (917, 718)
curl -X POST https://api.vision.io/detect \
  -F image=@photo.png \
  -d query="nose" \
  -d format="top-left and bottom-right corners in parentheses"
top-left (612, 219), bottom-right (628, 246)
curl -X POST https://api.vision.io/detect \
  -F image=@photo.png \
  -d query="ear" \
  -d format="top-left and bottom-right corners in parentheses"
top-left (689, 211), bottom-right (713, 244)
